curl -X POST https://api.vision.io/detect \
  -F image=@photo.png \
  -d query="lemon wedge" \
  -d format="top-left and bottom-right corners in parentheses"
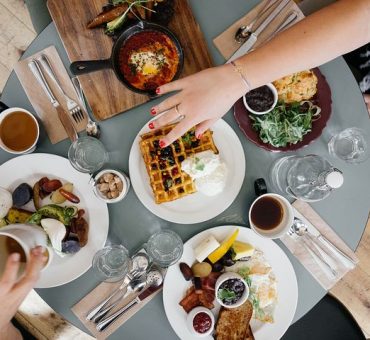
top-left (232, 240), bottom-right (255, 260)
top-left (207, 228), bottom-right (239, 263)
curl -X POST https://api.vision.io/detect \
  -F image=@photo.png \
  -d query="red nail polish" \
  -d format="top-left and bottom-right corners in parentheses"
top-left (197, 133), bottom-right (203, 139)
top-left (159, 140), bottom-right (166, 148)
top-left (149, 122), bottom-right (155, 129)
top-left (150, 108), bottom-right (156, 115)
top-left (156, 87), bottom-right (161, 94)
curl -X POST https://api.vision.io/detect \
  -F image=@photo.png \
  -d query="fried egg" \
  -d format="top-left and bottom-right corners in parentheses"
top-left (130, 51), bottom-right (166, 76)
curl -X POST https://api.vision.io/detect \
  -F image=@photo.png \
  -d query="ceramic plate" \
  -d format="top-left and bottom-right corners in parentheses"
top-left (0, 154), bottom-right (109, 288)
top-left (129, 119), bottom-right (245, 224)
top-left (234, 68), bottom-right (332, 152)
top-left (163, 226), bottom-right (298, 340)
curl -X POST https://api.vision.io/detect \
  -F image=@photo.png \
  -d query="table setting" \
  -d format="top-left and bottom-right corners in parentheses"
top-left (0, 0), bottom-right (369, 339)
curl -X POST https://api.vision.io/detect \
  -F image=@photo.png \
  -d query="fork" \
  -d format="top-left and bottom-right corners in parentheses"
top-left (38, 54), bottom-right (84, 123)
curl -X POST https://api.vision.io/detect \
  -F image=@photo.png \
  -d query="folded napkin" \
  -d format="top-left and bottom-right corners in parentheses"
top-left (280, 200), bottom-right (359, 290)
top-left (213, 0), bottom-right (304, 60)
top-left (14, 46), bottom-right (87, 144)
top-left (71, 249), bottom-right (166, 339)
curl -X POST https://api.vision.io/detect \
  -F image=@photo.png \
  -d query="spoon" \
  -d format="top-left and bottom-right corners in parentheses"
top-left (86, 252), bottom-right (150, 321)
top-left (92, 276), bottom-right (147, 323)
top-left (71, 77), bottom-right (101, 138)
top-left (96, 270), bottom-right (163, 332)
top-left (288, 219), bottom-right (337, 279)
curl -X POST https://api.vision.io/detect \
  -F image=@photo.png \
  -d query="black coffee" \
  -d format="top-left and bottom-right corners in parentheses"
top-left (251, 196), bottom-right (283, 230)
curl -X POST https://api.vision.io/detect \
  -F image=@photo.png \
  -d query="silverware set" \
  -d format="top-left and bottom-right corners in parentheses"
top-left (229, 0), bottom-right (299, 62)
top-left (86, 252), bottom-right (163, 332)
top-left (28, 54), bottom-right (101, 140)
top-left (287, 218), bottom-right (356, 280)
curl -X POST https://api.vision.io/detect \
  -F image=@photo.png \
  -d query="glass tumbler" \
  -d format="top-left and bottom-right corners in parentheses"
top-left (92, 245), bottom-right (131, 282)
top-left (146, 230), bottom-right (183, 267)
top-left (328, 127), bottom-right (369, 163)
top-left (68, 136), bottom-right (109, 173)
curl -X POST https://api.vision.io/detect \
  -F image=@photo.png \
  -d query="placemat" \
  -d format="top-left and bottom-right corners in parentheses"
top-left (213, 0), bottom-right (305, 60)
top-left (14, 46), bottom-right (87, 144)
top-left (280, 200), bottom-right (359, 290)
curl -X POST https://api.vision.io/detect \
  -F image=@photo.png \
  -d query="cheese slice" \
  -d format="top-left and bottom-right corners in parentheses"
top-left (194, 235), bottom-right (220, 262)
top-left (232, 240), bottom-right (255, 260)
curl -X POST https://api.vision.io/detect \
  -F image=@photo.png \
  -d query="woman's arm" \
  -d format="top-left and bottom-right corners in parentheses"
top-left (152, 0), bottom-right (370, 146)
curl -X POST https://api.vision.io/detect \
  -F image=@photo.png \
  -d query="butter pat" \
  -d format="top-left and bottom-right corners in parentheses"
top-left (232, 241), bottom-right (255, 260)
top-left (194, 235), bottom-right (220, 262)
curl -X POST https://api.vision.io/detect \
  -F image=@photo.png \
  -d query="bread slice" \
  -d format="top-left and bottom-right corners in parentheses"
top-left (215, 300), bottom-right (254, 340)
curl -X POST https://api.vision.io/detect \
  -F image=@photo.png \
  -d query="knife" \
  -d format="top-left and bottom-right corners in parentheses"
top-left (28, 60), bottom-right (78, 142)
top-left (228, 0), bottom-right (291, 62)
top-left (96, 284), bottom-right (163, 332)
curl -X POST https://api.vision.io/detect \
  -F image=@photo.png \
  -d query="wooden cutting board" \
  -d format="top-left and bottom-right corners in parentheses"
top-left (47, 0), bottom-right (213, 121)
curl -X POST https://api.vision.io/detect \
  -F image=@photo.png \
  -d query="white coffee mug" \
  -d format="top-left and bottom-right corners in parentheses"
top-left (0, 224), bottom-right (52, 278)
top-left (0, 106), bottom-right (40, 155)
top-left (249, 193), bottom-right (294, 239)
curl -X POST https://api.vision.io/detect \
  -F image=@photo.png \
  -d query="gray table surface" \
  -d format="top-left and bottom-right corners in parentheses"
top-left (2, 1), bottom-right (370, 339)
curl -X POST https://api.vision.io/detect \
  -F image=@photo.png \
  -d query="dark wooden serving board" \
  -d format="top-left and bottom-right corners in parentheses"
top-left (47, 0), bottom-right (213, 121)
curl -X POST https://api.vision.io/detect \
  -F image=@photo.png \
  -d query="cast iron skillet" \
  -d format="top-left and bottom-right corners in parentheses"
top-left (70, 21), bottom-right (184, 96)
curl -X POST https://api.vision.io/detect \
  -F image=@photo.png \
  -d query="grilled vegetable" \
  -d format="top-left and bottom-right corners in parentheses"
top-left (33, 182), bottom-right (41, 210)
top-left (87, 3), bottom-right (130, 29)
top-left (42, 179), bottom-right (62, 193)
top-left (59, 189), bottom-right (80, 204)
top-left (12, 183), bottom-right (33, 207)
top-left (51, 183), bottom-right (74, 204)
top-left (6, 208), bottom-right (34, 224)
top-left (192, 262), bottom-right (212, 278)
top-left (27, 205), bottom-right (78, 226)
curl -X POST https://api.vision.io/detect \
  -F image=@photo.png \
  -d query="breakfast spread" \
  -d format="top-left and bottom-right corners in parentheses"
top-left (0, 176), bottom-right (89, 257)
top-left (139, 124), bottom-right (219, 204)
top-left (178, 228), bottom-right (278, 338)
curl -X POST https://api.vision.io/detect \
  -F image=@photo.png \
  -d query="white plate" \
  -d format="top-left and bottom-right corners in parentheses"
top-left (0, 154), bottom-right (109, 288)
top-left (129, 119), bottom-right (245, 224)
top-left (163, 226), bottom-right (298, 340)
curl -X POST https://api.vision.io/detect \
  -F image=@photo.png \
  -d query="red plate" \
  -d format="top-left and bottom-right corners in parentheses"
top-left (234, 68), bottom-right (332, 152)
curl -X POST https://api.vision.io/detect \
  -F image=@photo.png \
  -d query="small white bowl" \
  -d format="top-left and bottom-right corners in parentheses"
top-left (186, 306), bottom-right (215, 337)
top-left (215, 272), bottom-right (249, 308)
top-left (243, 83), bottom-right (278, 115)
top-left (93, 169), bottom-right (130, 204)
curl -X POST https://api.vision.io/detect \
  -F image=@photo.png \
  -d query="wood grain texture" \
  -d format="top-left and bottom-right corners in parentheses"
top-left (330, 214), bottom-right (370, 337)
top-left (47, 0), bottom-right (213, 121)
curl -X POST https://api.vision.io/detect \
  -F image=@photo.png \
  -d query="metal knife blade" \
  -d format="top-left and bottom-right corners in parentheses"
top-left (228, 0), bottom-right (291, 62)
top-left (96, 284), bottom-right (162, 332)
top-left (55, 105), bottom-right (78, 142)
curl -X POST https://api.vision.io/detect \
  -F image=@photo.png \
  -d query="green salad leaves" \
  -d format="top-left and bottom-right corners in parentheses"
top-left (249, 100), bottom-right (321, 147)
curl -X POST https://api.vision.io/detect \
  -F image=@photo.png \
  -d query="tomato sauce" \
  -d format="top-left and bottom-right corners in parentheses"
top-left (193, 312), bottom-right (212, 334)
top-left (119, 31), bottom-right (179, 91)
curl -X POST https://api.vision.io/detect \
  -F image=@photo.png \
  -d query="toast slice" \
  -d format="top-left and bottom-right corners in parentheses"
top-left (215, 300), bottom-right (254, 340)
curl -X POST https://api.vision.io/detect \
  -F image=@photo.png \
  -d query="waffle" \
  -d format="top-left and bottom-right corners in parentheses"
top-left (139, 124), bottom-right (219, 204)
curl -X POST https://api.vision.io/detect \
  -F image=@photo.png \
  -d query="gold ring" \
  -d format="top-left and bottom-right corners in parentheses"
top-left (175, 105), bottom-right (185, 120)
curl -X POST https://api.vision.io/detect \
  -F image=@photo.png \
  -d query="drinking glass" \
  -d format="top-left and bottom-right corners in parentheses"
top-left (92, 245), bottom-right (131, 282)
top-left (328, 127), bottom-right (370, 163)
top-left (145, 230), bottom-right (183, 267)
top-left (68, 136), bottom-right (109, 173)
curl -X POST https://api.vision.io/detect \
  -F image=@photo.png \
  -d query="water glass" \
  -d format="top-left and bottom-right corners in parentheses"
top-left (146, 230), bottom-right (183, 267)
top-left (68, 136), bottom-right (109, 173)
top-left (92, 245), bottom-right (131, 282)
top-left (328, 127), bottom-right (369, 164)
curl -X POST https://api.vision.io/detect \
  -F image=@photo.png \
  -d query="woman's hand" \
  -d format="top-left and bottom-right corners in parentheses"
top-left (150, 64), bottom-right (247, 147)
top-left (0, 247), bottom-right (47, 337)
top-left (364, 94), bottom-right (370, 115)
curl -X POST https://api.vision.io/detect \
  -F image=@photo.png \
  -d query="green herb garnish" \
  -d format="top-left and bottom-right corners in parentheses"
top-left (218, 288), bottom-right (236, 302)
top-left (238, 267), bottom-right (252, 287)
top-left (249, 100), bottom-right (321, 147)
top-left (182, 133), bottom-right (192, 147)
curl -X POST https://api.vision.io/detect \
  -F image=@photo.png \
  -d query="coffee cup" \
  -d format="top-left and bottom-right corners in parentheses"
top-left (0, 102), bottom-right (39, 155)
top-left (249, 193), bottom-right (294, 239)
top-left (0, 224), bottom-right (52, 279)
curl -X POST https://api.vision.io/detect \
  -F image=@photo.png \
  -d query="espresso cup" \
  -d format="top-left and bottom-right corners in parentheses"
top-left (249, 193), bottom-right (294, 239)
top-left (0, 103), bottom-right (39, 155)
top-left (0, 224), bottom-right (52, 278)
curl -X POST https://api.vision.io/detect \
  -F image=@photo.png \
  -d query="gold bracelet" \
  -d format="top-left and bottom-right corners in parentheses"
top-left (231, 60), bottom-right (251, 92)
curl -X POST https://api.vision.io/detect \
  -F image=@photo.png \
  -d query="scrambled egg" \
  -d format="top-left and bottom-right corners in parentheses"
top-left (130, 51), bottom-right (166, 76)
top-left (273, 70), bottom-right (318, 103)
top-left (226, 249), bottom-right (277, 323)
